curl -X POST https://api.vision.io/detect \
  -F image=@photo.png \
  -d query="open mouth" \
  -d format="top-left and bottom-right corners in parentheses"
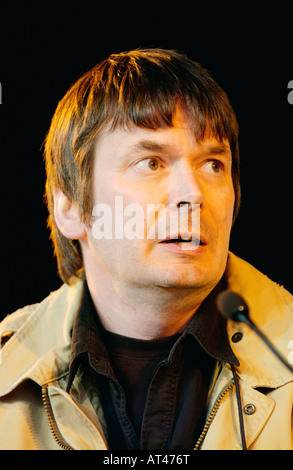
top-left (162, 238), bottom-right (201, 244)
top-left (159, 236), bottom-right (204, 249)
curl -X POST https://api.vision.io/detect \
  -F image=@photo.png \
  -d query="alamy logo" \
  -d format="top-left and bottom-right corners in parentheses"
top-left (91, 196), bottom-right (201, 250)
top-left (288, 80), bottom-right (293, 105)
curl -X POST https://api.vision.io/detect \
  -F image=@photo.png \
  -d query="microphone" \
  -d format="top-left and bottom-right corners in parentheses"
top-left (217, 290), bottom-right (293, 374)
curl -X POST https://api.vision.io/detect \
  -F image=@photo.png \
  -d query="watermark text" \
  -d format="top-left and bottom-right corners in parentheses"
top-left (91, 196), bottom-right (200, 250)
top-left (287, 80), bottom-right (293, 104)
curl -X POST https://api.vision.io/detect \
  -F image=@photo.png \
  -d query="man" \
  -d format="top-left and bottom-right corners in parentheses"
top-left (0, 48), bottom-right (292, 450)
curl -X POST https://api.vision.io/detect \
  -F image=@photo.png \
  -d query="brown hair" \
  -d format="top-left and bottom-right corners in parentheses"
top-left (44, 48), bottom-right (240, 284)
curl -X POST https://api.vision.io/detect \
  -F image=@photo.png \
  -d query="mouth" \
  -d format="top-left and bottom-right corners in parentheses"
top-left (158, 235), bottom-right (206, 251)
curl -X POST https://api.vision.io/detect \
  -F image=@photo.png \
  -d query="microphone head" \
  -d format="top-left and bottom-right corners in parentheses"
top-left (216, 290), bottom-right (249, 322)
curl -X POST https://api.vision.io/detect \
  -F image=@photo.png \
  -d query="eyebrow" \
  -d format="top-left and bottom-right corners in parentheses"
top-left (130, 139), bottom-right (230, 154)
top-left (201, 143), bottom-right (231, 155)
top-left (130, 140), bottom-right (168, 153)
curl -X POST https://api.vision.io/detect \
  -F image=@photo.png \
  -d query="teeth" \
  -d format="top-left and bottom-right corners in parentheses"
top-left (162, 239), bottom-right (201, 250)
top-left (163, 238), bottom-right (199, 243)
top-left (164, 239), bottom-right (189, 243)
top-left (165, 237), bottom-right (192, 242)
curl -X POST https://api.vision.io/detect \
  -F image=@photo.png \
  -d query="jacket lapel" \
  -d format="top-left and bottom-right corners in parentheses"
top-left (0, 281), bottom-right (83, 396)
top-left (46, 384), bottom-right (108, 450)
top-left (201, 365), bottom-right (276, 450)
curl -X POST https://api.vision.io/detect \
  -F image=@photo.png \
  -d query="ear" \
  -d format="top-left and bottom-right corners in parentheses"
top-left (53, 188), bottom-right (87, 240)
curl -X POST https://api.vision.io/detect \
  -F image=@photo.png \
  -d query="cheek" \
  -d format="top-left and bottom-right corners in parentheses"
top-left (207, 186), bottom-right (235, 233)
top-left (93, 173), bottom-right (157, 216)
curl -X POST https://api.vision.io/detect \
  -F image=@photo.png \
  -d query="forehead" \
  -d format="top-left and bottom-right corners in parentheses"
top-left (95, 108), bottom-right (231, 158)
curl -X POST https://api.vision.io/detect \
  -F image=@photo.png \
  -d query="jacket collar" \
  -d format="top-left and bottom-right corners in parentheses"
top-left (0, 252), bottom-right (292, 396)
top-left (225, 252), bottom-right (293, 388)
top-left (0, 281), bottom-right (84, 395)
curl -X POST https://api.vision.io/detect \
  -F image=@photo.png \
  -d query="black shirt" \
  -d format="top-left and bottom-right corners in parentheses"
top-left (67, 280), bottom-right (238, 450)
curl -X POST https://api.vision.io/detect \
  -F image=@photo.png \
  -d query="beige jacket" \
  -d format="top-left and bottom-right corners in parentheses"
top-left (0, 252), bottom-right (292, 450)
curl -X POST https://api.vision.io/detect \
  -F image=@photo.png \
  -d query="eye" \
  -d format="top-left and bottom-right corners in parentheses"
top-left (202, 160), bottom-right (224, 174)
top-left (135, 158), bottom-right (160, 172)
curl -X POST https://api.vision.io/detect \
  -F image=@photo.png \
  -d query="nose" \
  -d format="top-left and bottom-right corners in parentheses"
top-left (168, 161), bottom-right (204, 209)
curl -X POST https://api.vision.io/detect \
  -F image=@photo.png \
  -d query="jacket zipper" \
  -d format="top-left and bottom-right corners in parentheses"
top-left (42, 378), bottom-right (234, 451)
top-left (193, 378), bottom-right (235, 450)
top-left (42, 385), bottom-right (74, 450)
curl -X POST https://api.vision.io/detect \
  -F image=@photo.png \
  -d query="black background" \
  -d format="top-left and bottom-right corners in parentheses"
top-left (0, 2), bottom-right (292, 318)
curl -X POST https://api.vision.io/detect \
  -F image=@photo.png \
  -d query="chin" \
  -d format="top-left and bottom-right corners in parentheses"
top-left (152, 265), bottom-right (220, 291)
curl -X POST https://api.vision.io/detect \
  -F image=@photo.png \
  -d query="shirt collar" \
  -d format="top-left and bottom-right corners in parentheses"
top-left (67, 281), bottom-right (110, 391)
top-left (67, 278), bottom-right (238, 391)
top-left (186, 280), bottom-right (239, 366)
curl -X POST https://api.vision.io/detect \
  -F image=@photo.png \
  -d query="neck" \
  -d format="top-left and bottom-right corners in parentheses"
top-left (86, 273), bottom-right (213, 340)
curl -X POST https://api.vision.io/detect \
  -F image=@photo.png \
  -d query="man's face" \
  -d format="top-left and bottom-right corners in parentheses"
top-left (82, 107), bottom-right (235, 296)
